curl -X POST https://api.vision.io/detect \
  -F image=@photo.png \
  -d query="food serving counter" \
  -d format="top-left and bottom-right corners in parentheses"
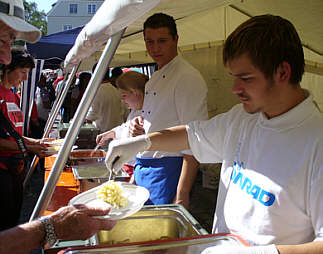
top-left (43, 155), bottom-right (248, 254)
top-left (43, 150), bottom-right (125, 215)
top-left (57, 123), bottom-right (100, 149)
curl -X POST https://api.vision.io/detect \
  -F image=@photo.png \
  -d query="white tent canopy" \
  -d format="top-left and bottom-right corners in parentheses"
top-left (65, 0), bottom-right (323, 113)
top-left (108, 0), bottom-right (323, 68)
top-left (64, 0), bottom-right (160, 71)
top-left (66, 0), bottom-right (323, 71)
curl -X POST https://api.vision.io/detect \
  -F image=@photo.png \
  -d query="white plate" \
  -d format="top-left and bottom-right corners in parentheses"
top-left (44, 139), bottom-right (65, 145)
top-left (44, 150), bottom-right (59, 156)
top-left (46, 145), bottom-right (78, 152)
top-left (69, 182), bottom-right (150, 220)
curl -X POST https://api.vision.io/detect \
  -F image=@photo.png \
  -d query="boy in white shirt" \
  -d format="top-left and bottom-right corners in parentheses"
top-left (105, 14), bottom-right (323, 254)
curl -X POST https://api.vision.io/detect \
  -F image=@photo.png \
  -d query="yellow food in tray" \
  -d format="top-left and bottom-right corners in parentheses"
top-left (96, 181), bottom-right (128, 208)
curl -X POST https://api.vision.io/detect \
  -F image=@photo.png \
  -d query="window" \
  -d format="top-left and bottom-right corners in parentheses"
top-left (88, 4), bottom-right (96, 14)
top-left (69, 4), bottom-right (77, 14)
top-left (63, 25), bottom-right (72, 31)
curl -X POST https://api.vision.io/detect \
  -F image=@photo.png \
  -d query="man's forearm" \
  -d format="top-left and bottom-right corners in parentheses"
top-left (178, 154), bottom-right (199, 194)
top-left (277, 241), bottom-right (323, 254)
top-left (105, 125), bottom-right (191, 173)
top-left (0, 220), bottom-right (44, 254)
top-left (149, 125), bottom-right (189, 152)
top-left (0, 137), bottom-right (39, 152)
top-left (175, 154), bottom-right (199, 209)
top-left (0, 138), bottom-right (19, 151)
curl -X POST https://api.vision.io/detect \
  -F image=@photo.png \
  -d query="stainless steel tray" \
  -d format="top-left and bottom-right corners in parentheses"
top-left (72, 162), bottom-right (129, 179)
top-left (90, 205), bottom-right (209, 246)
top-left (54, 204), bottom-right (225, 254)
top-left (60, 234), bottom-right (248, 253)
top-left (69, 149), bottom-right (106, 160)
top-left (72, 162), bottom-right (130, 192)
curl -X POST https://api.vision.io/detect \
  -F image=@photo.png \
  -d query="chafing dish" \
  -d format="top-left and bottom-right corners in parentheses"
top-left (90, 205), bottom-right (208, 246)
top-left (59, 234), bottom-right (247, 254)
top-left (72, 162), bottom-right (130, 192)
top-left (58, 123), bottom-right (100, 149)
top-left (51, 205), bottom-right (247, 254)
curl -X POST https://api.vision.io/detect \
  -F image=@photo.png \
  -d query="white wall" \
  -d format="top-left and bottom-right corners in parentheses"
top-left (47, 0), bottom-right (104, 34)
top-left (181, 44), bottom-right (240, 118)
top-left (48, 16), bottom-right (91, 34)
top-left (301, 72), bottom-right (323, 111)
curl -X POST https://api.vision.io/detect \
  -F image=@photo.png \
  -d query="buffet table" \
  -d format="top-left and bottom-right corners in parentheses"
top-left (43, 156), bottom-right (248, 254)
top-left (44, 156), bottom-right (79, 215)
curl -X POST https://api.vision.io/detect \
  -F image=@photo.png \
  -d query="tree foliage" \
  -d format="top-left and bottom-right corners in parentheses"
top-left (23, 0), bottom-right (47, 36)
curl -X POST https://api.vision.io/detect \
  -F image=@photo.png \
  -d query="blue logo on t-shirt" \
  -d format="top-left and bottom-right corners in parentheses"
top-left (230, 161), bottom-right (275, 206)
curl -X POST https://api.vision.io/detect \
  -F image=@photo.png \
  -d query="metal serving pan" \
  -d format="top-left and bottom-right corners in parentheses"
top-left (90, 205), bottom-right (209, 246)
top-left (69, 149), bottom-right (106, 160)
top-left (72, 162), bottom-right (130, 192)
top-left (59, 234), bottom-right (248, 254)
top-left (66, 149), bottom-right (106, 167)
top-left (49, 205), bottom-right (248, 254)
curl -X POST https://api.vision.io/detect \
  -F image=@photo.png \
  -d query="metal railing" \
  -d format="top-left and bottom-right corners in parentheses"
top-left (29, 29), bottom-right (126, 221)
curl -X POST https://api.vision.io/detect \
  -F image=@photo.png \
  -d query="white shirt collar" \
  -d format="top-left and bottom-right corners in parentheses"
top-left (257, 90), bottom-right (317, 131)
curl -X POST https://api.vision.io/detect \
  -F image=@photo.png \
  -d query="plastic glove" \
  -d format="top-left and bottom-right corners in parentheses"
top-left (105, 135), bottom-right (151, 173)
top-left (201, 244), bottom-right (278, 254)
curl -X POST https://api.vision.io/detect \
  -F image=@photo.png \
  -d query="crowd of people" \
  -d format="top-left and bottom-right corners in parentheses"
top-left (0, 0), bottom-right (322, 253)
top-left (0, 0), bottom-right (116, 253)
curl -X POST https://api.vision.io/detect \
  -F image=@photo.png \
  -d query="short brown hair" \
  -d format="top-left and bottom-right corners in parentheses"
top-left (116, 71), bottom-right (148, 94)
top-left (143, 13), bottom-right (178, 39)
top-left (223, 15), bottom-right (304, 85)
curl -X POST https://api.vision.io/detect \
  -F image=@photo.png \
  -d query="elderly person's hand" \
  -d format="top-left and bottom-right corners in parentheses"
top-left (129, 116), bottom-right (145, 137)
top-left (49, 204), bottom-right (117, 241)
top-left (27, 144), bottom-right (48, 158)
top-left (23, 137), bottom-right (49, 157)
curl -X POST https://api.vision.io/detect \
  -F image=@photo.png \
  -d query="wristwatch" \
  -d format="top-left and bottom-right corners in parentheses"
top-left (38, 216), bottom-right (58, 248)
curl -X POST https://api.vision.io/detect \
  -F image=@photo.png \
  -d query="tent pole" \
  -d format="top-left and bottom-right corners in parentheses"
top-left (29, 28), bottom-right (126, 221)
top-left (23, 70), bottom-right (78, 188)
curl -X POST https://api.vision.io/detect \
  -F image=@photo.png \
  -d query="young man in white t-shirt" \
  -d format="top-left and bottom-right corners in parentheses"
top-left (105, 15), bottom-right (323, 254)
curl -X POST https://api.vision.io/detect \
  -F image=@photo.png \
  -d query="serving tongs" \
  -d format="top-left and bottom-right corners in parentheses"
top-left (93, 144), bottom-right (101, 151)
top-left (103, 155), bottom-right (123, 181)
top-left (108, 170), bottom-right (116, 181)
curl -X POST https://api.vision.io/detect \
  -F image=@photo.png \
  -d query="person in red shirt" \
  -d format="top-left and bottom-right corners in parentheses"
top-left (0, 49), bottom-right (50, 230)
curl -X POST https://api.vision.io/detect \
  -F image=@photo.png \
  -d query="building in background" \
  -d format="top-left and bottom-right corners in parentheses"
top-left (47, 0), bottom-right (104, 35)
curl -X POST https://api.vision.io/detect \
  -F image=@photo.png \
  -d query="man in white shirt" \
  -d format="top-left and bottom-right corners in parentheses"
top-left (128, 13), bottom-right (208, 208)
top-left (85, 66), bottom-right (126, 132)
top-left (105, 15), bottom-right (323, 253)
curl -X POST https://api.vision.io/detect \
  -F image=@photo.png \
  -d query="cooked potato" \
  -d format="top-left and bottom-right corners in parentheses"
top-left (96, 181), bottom-right (127, 208)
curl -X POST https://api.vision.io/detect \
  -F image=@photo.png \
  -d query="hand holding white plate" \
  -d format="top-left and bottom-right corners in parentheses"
top-left (69, 182), bottom-right (149, 220)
